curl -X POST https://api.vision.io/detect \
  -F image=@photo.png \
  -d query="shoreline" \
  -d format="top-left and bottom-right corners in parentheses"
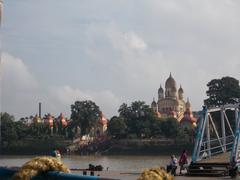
top-left (0, 139), bottom-right (194, 156)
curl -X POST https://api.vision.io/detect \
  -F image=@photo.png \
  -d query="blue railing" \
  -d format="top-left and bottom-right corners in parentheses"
top-left (192, 106), bottom-right (207, 163)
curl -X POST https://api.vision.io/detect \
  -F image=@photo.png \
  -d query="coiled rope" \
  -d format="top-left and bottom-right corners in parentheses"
top-left (138, 167), bottom-right (173, 180)
top-left (12, 156), bottom-right (70, 180)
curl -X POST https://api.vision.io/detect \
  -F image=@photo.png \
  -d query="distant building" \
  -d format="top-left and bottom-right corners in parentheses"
top-left (33, 114), bottom-right (42, 124)
top-left (180, 99), bottom-right (197, 127)
top-left (151, 73), bottom-right (196, 126)
top-left (0, 0), bottom-right (3, 26)
top-left (58, 113), bottom-right (68, 127)
top-left (91, 112), bottom-right (108, 137)
top-left (45, 113), bottom-right (54, 135)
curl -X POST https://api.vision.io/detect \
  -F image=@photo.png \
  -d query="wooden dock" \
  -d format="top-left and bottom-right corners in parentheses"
top-left (199, 152), bottom-right (231, 163)
top-left (187, 152), bottom-right (231, 177)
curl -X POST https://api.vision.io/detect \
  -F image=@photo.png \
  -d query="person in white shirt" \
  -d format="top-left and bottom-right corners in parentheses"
top-left (166, 155), bottom-right (178, 175)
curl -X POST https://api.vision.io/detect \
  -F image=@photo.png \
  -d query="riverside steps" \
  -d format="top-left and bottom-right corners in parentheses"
top-left (187, 104), bottom-right (240, 177)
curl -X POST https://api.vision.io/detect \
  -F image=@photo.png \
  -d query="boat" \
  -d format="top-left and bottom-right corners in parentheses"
top-left (0, 167), bottom-right (118, 180)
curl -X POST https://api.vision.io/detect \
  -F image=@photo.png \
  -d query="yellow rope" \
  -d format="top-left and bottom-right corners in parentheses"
top-left (138, 167), bottom-right (173, 180)
top-left (12, 156), bottom-right (70, 180)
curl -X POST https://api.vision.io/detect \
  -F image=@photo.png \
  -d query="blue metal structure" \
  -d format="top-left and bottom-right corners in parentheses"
top-left (189, 104), bottom-right (240, 177)
top-left (230, 110), bottom-right (240, 165)
top-left (192, 104), bottom-right (240, 163)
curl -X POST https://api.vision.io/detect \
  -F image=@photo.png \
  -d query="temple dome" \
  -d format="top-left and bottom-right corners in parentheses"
top-left (186, 98), bottom-right (191, 109)
top-left (165, 73), bottom-right (177, 89)
top-left (178, 85), bottom-right (184, 94)
top-left (33, 114), bottom-right (41, 123)
top-left (45, 113), bottom-right (53, 127)
top-left (151, 98), bottom-right (157, 107)
top-left (181, 108), bottom-right (197, 126)
top-left (99, 112), bottom-right (108, 125)
top-left (59, 113), bottom-right (68, 127)
top-left (158, 85), bottom-right (164, 93)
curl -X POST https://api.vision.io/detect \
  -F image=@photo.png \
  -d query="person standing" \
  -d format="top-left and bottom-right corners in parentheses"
top-left (51, 148), bottom-right (61, 161)
top-left (179, 150), bottom-right (188, 174)
top-left (167, 155), bottom-right (178, 175)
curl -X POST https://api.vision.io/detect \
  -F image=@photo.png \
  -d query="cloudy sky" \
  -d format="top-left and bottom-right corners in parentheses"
top-left (1, 0), bottom-right (240, 119)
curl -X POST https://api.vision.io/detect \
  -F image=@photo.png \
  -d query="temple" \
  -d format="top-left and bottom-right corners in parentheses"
top-left (151, 73), bottom-right (196, 126)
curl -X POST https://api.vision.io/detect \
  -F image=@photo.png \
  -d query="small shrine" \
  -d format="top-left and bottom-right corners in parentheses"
top-left (33, 114), bottom-right (42, 124)
top-left (59, 113), bottom-right (68, 127)
top-left (180, 99), bottom-right (197, 127)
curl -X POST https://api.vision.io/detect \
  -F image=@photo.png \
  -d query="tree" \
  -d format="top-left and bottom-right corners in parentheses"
top-left (151, 120), bottom-right (163, 137)
top-left (70, 100), bottom-right (101, 135)
top-left (108, 116), bottom-right (127, 138)
top-left (1, 112), bottom-right (17, 145)
top-left (14, 121), bottom-right (29, 140)
top-left (118, 101), bottom-right (156, 138)
top-left (161, 118), bottom-right (179, 138)
top-left (205, 76), bottom-right (240, 107)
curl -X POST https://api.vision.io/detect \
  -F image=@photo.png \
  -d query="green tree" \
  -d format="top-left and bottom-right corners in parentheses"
top-left (161, 118), bottom-right (179, 138)
top-left (118, 101), bottom-right (156, 138)
top-left (177, 126), bottom-right (195, 143)
top-left (151, 120), bottom-right (163, 137)
top-left (70, 100), bottom-right (101, 135)
top-left (14, 121), bottom-right (29, 140)
top-left (205, 76), bottom-right (240, 107)
top-left (108, 116), bottom-right (127, 138)
top-left (1, 112), bottom-right (17, 145)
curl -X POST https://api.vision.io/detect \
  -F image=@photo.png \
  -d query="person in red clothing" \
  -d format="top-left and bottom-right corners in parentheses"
top-left (179, 149), bottom-right (188, 174)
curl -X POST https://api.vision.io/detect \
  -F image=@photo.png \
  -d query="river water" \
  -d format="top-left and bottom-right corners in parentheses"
top-left (0, 155), bottom-right (171, 171)
top-left (0, 156), bottom-right (220, 180)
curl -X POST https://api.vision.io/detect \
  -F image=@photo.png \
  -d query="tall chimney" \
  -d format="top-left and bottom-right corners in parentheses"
top-left (0, 0), bottom-right (2, 26)
top-left (39, 102), bottom-right (42, 118)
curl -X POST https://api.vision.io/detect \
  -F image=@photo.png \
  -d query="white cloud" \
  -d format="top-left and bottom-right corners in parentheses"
top-left (51, 85), bottom-right (121, 118)
top-left (3, 0), bottom-right (240, 118)
top-left (123, 32), bottom-right (147, 50)
top-left (0, 53), bottom-right (121, 119)
top-left (1, 53), bottom-right (38, 90)
top-left (54, 86), bottom-right (93, 105)
top-left (109, 30), bottom-right (147, 52)
top-left (1, 53), bottom-right (40, 118)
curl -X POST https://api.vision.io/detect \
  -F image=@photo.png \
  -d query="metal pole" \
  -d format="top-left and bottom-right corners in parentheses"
top-left (209, 114), bottom-right (225, 152)
top-left (223, 111), bottom-right (234, 136)
top-left (230, 110), bottom-right (240, 164)
top-left (192, 106), bottom-right (207, 162)
top-left (206, 114), bottom-right (211, 157)
top-left (235, 108), bottom-right (239, 131)
top-left (221, 108), bottom-right (226, 152)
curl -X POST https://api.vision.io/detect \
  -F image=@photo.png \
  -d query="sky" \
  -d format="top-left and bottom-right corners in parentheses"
top-left (1, 0), bottom-right (240, 120)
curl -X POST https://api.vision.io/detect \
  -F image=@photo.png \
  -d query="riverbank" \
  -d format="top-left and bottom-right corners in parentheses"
top-left (0, 138), bottom-right (194, 156)
top-left (102, 139), bottom-right (194, 155)
top-left (1, 138), bottom-right (71, 155)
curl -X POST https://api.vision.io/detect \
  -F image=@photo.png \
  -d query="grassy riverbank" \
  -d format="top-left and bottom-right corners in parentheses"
top-left (103, 139), bottom-right (194, 155)
top-left (1, 138), bottom-right (194, 156)
top-left (1, 138), bottom-right (71, 155)
top-left (104, 146), bottom-right (193, 155)
top-left (103, 144), bottom-right (193, 156)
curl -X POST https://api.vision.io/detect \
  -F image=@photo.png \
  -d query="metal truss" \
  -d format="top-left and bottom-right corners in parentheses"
top-left (192, 104), bottom-right (240, 163)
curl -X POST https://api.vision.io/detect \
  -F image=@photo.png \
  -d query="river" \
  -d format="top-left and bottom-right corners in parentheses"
top-left (0, 155), bottom-right (171, 171)
top-left (0, 155), bottom-right (222, 180)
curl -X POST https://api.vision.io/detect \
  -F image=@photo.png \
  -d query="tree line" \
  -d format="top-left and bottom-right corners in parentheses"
top-left (108, 101), bottom-right (194, 141)
top-left (1, 76), bottom-right (240, 146)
